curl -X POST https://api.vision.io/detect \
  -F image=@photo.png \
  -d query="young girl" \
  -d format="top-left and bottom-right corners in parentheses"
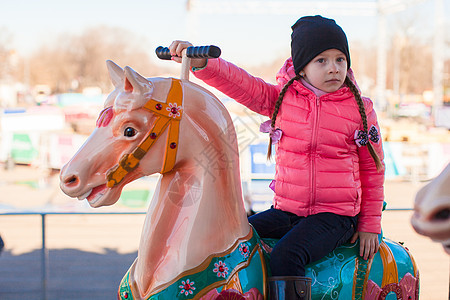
top-left (170, 15), bottom-right (384, 299)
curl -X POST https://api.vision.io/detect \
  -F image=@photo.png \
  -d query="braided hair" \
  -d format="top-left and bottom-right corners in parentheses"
top-left (344, 76), bottom-right (383, 171)
top-left (267, 74), bottom-right (383, 172)
top-left (266, 74), bottom-right (301, 159)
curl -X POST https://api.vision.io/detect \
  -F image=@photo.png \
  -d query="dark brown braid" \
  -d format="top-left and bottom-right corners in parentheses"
top-left (345, 76), bottom-right (383, 172)
top-left (267, 74), bottom-right (301, 159)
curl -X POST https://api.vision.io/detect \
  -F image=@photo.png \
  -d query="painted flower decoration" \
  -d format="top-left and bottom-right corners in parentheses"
top-left (179, 279), bottom-right (196, 296)
top-left (213, 261), bottom-right (229, 278)
top-left (239, 243), bottom-right (250, 258)
top-left (167, 103), bottom-right (182, 118)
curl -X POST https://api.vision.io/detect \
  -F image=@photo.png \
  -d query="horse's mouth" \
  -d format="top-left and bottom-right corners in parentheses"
top-left (443, 242), bottom-right (450, 254)
top-left (412, 202), bottom-right (450, 234)
top-left (412, 215), bottom-right (450, 236)
top-left (412, 210), bottom-right (450, 255)
top-left (78, 184), bottom-right (109, 205)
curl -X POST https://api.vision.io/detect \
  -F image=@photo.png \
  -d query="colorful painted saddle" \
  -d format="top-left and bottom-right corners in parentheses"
top-left (118, 227), bottom-right (419, 300)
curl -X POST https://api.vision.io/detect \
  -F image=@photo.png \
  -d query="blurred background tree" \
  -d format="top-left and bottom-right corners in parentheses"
top-left (23, 26), bottom-right (161, 94)
top-left (0, 28), bottom-right (15, 82)
top-left (0, 21), bottom-right (447, 100)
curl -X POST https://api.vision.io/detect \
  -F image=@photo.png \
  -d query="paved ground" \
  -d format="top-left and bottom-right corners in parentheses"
top-left (0, 165), bottom-right (448, 299)
top-left (0, 214), bottom-right (142, 300)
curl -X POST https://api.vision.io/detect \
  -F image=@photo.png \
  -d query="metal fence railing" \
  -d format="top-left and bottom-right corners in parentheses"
top-left (0, 209), bottom-right (413, 300)
top-left (0, 212), bottom-right (146, 300)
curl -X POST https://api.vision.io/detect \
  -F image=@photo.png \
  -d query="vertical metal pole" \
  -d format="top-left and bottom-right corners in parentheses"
top-left (432, 0), bottom-right (444, 124)
top-left (186, 0), bottom-right (200, 42)
top-left (41, 214), bottom-right (48, 300)
top-left (376, 1), bottom-right (387, 112)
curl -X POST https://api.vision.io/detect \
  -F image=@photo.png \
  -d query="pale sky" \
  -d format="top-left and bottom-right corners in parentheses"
top-left (0, 0), bottom-right (447, 66)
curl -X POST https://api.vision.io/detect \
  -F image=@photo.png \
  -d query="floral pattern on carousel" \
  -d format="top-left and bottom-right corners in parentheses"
top-left (213, 261), bottom-right (229, 278)
top-left (306, 243), bottom-right (355, 299)
top-left (200, 288), bottom-right (263, 300)
top-left (167, 102), bottom-right (182, 118)
top-left (179, 279), bottom-right (196, 296)
top-left (364, 273), bottom-right (419, 300)
top-left (239, 243), bottom-right (250, 259)
top-left (117, 228), bottom-right (265, 299)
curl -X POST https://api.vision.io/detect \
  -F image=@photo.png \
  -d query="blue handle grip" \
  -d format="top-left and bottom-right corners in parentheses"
top-left (155, 45), bottom-right (221, 60)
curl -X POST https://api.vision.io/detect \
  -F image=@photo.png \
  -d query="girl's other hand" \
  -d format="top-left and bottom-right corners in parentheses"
top-left (350, 231), bottom-right (379, 260)
top-left (168, 40), bottom-right (207, 68)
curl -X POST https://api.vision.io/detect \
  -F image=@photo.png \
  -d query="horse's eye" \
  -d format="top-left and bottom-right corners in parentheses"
top-left (124, 127), bottom-right (137, 137)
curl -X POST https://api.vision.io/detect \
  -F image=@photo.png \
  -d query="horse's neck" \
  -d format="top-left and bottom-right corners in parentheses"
top-left (135, 159), bottom-right (250, 296)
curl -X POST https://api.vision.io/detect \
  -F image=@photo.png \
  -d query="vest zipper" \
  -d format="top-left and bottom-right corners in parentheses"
top-left (310, 96), bottom-right (321, 214)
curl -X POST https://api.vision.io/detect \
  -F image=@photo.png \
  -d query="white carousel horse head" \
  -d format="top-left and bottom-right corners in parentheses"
top-left (59, 60), bottom-right (250, 298)
top-left (60, 60), bottom-right (245, 208)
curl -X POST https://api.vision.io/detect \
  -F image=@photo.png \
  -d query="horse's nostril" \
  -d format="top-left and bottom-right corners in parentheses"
top-left (432, 208), bottom-right (450, 221)
top-left (64, 175), bottom-right (78, 186)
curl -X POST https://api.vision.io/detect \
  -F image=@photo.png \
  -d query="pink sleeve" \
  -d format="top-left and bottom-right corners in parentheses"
top-left (192, 58), bottom-right (280, 117)
top-left (357, 98), bottom-right (385, 234)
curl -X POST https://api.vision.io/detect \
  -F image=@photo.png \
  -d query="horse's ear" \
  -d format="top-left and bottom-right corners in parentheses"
top-left (106, 60), bottom-right (124, 88)
top-left (125, 78), bottom-right (133, 92)
top-left (124, 66), bottom-right (153, 95)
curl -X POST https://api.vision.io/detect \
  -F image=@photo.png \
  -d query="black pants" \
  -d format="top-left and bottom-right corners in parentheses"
top-left (249, 207), bottom-right (357, 276)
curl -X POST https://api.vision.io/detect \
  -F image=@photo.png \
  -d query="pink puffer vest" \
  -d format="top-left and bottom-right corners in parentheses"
top-left (193, 57), bottom-right (385, 234)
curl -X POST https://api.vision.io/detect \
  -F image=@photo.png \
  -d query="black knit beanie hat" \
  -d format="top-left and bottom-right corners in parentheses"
top-left (291, 15), bottom-right (351, 75)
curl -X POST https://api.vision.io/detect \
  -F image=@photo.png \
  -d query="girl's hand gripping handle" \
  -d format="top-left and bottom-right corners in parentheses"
top-left (155, 41), bottom-right (221, 80)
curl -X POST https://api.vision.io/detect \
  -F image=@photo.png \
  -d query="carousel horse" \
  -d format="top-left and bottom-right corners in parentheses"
top-left (412, 163), bottom-right (450, 254)
top-left (60, 46), bottom-right (419, 300)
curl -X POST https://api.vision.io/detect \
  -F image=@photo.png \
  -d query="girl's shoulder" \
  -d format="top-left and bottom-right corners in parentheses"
top-left (361, 96), bottom-right (375, 111)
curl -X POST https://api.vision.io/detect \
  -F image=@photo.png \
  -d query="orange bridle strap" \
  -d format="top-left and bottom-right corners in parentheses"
top-left (106, 78), bottom-right (183, 188)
